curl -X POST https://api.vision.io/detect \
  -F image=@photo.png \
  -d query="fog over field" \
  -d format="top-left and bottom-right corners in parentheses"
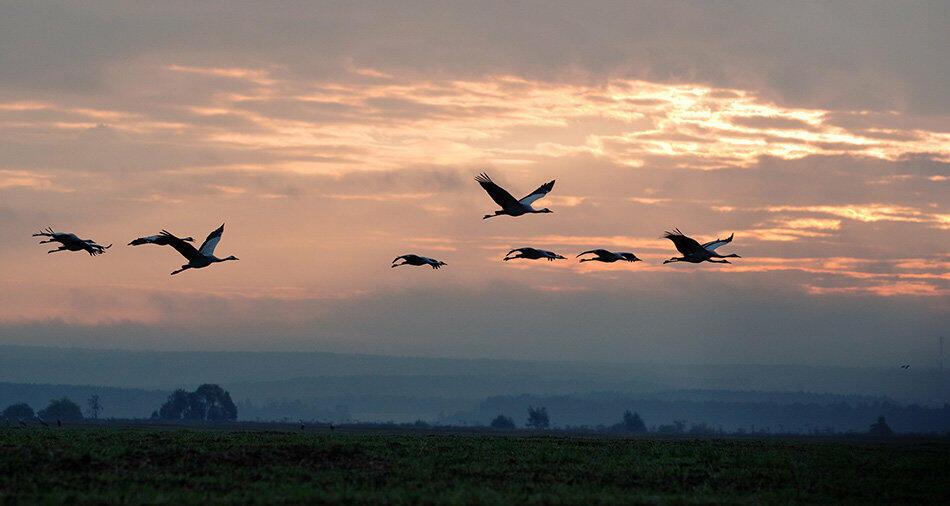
top-left (2, 345), bottom-right (947, 432)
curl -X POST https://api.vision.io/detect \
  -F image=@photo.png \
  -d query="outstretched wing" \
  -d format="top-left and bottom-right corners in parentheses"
top-left (664, 229), bottom-right (705, 256)
top-left (702, 233), bottom-right (734, 252)
top-left (475, 173), bottom-right (520, 209)
top-left (506, 247), bottom-right (532, 256)
top-left (129, 235), bottom-right (162, 246)
top-left (519, 180), bottom-right (555, 206)
top-left (392, 254), bottom-right (414, 263)
top-left (577, 249), bottom-right (610, 258)
top-left (160, 230), bottom-right (200, 260)
top-left (199, 224), bottom-right (225, 256)
top-left (33, 228), bottom-right (79, 246)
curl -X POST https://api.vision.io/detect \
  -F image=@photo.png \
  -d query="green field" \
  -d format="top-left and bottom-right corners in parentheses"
top-left (1, 427), bottom-right (947, 504)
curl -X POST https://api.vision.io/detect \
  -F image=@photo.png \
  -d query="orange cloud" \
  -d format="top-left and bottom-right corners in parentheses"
top-left (718, 204), bottom-right (949, 230)
top-left (807, 283), bottom-right (945, 297)
top-left (0, 170), bottom-right (70, 192)
top-left (4, 68), bottom-right (947, 177)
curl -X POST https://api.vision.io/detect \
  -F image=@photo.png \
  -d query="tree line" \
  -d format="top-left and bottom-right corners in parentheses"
top-left (2, 384), bottom-right (238, 424)
top-left (489, 407), bottom-right (646, 432)
top-left (0, 390), bottom-right (911, 436)
top-left (485, 406), bottom-right (900, 436)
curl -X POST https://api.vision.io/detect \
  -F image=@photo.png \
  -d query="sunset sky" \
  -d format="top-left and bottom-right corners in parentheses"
top-left (1, 1), bottom-right (947, 365)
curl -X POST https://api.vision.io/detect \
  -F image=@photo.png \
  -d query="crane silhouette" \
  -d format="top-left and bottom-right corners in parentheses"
top-left (33, 228), bottom-right (111, 256)
top-left (663, 229), bottom-right (740, 264)
top-left (476, 173), bottom-right (555, 219)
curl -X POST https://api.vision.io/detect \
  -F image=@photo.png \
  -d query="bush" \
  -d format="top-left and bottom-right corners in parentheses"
top-left (489, 414), bottom-right (516, 429)
top-left (2, 403), bottom-right (34, 420)
top-left (38, 398), bottom-right (83, 422)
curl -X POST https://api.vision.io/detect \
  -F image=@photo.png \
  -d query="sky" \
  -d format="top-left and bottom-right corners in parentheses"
top-left (0, 1), bottom-right (947, 366)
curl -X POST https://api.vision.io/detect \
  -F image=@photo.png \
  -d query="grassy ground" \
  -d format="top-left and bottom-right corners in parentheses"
top-left (0, 426), bottom-right (947, 504)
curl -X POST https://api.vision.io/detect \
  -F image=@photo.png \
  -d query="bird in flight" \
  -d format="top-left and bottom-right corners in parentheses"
top-left (577, 249), bottom-right (641, 263)
top-left (128, 233), bottom-right (195, 246)
top-left (33, 227), bottom-right (111, 256)
top-left (392, 254), bottom-right (447, 269)
top-left (900, 364), bottom-right (910, 370)
top-left (475, 172), bottom-right (555, 219)
top-left (503, 247), bottom-right (565, 261)
top-left (663, 229), bottom-right (740, 264)
top-left (154, 224), bottom-right (239, 275)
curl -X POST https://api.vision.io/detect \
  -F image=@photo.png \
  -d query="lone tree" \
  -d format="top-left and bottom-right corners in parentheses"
top-left (618, 410), bottom-right (647, 433)
top-left (490, 414), bottom-right (516, 429)
top-left (86, 394), bottom-right (102, 420)
top-left (526, 406), bottom-right (550, 429)
top-left (869, 416), bottom-right (894, 436)
top-left (2, 403), bottom-right (34, 420)
top-left (157, 384), bottom-right (238, 422)
top-left (38, 398), bottom-right (83, 422)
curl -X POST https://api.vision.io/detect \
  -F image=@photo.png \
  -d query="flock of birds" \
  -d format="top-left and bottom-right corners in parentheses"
top-left (34, 225), bottom-right (237, 275)
top-left (31, 173), bottom-right (927, 373)
top-left (392, 173), bottom-right (740, 270)
top-left (33, 172), bottom-right (740, 274)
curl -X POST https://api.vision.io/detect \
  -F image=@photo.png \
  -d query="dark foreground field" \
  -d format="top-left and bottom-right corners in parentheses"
top-left (1, 427), bottom-right (947, 504)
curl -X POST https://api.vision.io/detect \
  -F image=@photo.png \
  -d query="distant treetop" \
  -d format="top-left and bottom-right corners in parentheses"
top-left (157, 384), bottom-right (238, 422)
top-left (490, 414), bottom-right (516, 429)
top-left (38, 398), bottom-right (83, 422)
top-left (2, 402), bottom-right (35, 420)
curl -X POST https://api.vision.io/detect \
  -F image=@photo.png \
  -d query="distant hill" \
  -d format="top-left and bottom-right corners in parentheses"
top-left (3, 379), bottom-right (947, 432)
top-left (1, 345), bottom-right (947, 405)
